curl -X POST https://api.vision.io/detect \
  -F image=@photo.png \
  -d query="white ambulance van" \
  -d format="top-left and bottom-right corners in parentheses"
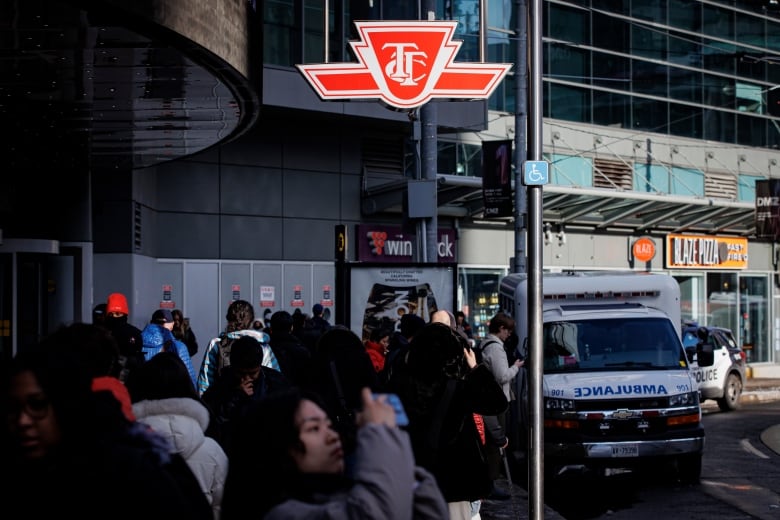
top-left (499, 271), bottom-right (714, 484)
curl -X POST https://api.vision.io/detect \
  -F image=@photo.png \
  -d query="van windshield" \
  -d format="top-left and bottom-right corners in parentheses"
top-left (542, 317), bottom-right (686, 372)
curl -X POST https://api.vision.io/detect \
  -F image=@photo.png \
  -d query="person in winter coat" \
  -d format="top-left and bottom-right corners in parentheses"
top-left (307, 326), bottom-right (379, 465)
top-left (477, 311), bottom-right (524, 496)
top-left (172, 309), bottom-right (199, 357)
top-left (380, 313), bottom-right (426, 391)
top-left (126, 352), bottom-right (228, 520)
top-left (268, 310), bottom-right (313, 387)
top-left (198, 300), bottom-right (279, 396)
top-left (102, 292), bottom-right (145, 380)
top-left (364, 326), bottom-right (391, 373)
top-left (141, 309), bottom-right (198, 388)
top-left (220, 386), bottom-right (448, 520)
top-left (0, 324), bottom-right (212, 520)
top-left (389, 322), bottom-right (508, 520)
top-left (201, 335), bottom-right (292, 455)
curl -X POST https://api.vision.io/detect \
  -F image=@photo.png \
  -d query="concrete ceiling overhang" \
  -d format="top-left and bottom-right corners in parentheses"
top-left (0, 0), bottom-right (258, 171)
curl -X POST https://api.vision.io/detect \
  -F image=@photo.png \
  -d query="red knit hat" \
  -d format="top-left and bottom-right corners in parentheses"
top-left (106, 293), bottom-right (129, 315)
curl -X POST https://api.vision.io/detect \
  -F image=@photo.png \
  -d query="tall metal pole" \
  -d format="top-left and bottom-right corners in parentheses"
top-left (527, 0), bottom-right (545, 517)
top-left (421, 0), bottom-right (438, 263)
top-left (513, 0), bottom-right (528, 275)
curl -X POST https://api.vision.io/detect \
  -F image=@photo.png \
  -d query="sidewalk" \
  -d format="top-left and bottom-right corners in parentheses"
top-left (479, 376), bottom-right (780, 520)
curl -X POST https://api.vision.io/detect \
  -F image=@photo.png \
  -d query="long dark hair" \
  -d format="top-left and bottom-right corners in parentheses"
top-left (221, 387), bottom-right (346, 519)
top-left (125, 351), bottom-right (199, 402)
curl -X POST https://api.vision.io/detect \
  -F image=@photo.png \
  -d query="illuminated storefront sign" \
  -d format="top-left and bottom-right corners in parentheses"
top-left (665, 234), bottom-right (748, 269)
top-left (297, 21), bottom-right (511, 110)
top-left (357, 224), bottom-right (456, 263)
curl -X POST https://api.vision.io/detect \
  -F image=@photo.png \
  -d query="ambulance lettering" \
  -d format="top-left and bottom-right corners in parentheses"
top-left (574, 384), bottom-right (668, 398)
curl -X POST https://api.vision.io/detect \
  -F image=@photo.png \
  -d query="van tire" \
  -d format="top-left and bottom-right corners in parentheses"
top-left (717, 373), bottom-right (742, 412)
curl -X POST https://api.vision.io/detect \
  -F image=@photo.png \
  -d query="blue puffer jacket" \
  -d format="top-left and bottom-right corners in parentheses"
top-left (141, 323), bottom-right (198, 388)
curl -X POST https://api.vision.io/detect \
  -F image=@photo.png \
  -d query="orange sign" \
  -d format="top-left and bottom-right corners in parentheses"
top-left (631, 237), bottom-right (656, 263)
top-left (297, 21), bottom-right (512, 110)
top-left (665, 234), bottom-right (748, 269)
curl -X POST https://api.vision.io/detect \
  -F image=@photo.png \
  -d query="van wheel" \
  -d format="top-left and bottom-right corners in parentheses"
top-left (717, 373), bottom-right (742, 412)
top-left (676, 453), bottom-right (702, 485)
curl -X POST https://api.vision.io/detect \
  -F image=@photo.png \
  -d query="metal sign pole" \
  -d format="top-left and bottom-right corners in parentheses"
top-left (527, 0), bottom-right (545, 517)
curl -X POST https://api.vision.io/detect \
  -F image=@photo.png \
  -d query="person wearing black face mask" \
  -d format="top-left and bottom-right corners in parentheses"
top-left (102, 292), bottom-right (145, 381)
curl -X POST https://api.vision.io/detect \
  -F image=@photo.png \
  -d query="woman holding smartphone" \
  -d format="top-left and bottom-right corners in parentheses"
top-left (221, 387), bottom-right (447, 520)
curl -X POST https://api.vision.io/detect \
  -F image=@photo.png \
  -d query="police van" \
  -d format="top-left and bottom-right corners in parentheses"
top-left (500, 271), bottom-right (714, 484)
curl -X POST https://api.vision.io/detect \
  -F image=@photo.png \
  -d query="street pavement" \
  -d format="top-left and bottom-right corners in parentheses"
top-left (478, 377), bottom-right (780, 520)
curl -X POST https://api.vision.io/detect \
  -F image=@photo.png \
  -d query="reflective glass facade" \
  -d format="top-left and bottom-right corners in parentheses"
top-left (264, 1), bottom-right (780, 148)
top-left (544, 0), bottom-right (780, 149)
top-left (261, 1), bottom-right (779, 353)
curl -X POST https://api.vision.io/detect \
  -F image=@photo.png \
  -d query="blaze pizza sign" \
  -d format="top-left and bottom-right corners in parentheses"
top-left (297, 21), bottom-right (512, 110)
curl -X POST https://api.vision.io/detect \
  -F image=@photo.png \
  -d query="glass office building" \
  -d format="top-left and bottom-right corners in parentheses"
top-left (262, 1), bottom-right (780, 364)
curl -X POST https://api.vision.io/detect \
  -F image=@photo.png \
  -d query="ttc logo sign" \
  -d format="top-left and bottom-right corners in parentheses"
top-left (297, 21), bottom-right (512, 110)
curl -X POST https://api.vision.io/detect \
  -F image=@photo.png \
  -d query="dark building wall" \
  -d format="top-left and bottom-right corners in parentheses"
top-left (124, 112), bottom-right (384, 261)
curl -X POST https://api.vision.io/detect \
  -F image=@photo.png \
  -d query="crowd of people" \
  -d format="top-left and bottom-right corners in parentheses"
top-left (2, 293), bottom-right (523, 520)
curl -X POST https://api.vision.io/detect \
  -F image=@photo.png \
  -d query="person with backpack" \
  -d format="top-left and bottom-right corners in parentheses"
top-left (476, 312), bottom-right (524, 499)
top-left (197, 300), bottom-right (280, 396)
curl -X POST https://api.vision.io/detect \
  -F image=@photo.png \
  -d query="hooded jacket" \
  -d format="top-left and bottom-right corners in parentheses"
top-left (132, 397), bottom-right (228, 520)
top-left (197, 329), bottom-right (279, 396)
top-left (141, 323), bottom-right (198, 388)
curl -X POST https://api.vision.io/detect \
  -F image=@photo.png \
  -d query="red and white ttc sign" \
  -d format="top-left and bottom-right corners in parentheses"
top-left (297, 21), bottom-right (512, 110)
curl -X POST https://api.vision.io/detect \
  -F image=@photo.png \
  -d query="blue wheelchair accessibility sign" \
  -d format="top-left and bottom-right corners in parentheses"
top-left (523, 160), bottom-right (549, 185)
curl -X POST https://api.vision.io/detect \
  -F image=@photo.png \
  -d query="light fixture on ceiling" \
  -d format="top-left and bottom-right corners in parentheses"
top-left (556, 225), bottom-right (566, 245)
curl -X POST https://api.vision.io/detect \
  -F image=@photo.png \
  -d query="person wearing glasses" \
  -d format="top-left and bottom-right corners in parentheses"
top-left (0, 324), bottom-right (212, 520)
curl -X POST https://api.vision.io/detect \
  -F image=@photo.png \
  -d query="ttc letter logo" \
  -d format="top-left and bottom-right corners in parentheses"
top-left (297, 21), bottom-right (512, 110)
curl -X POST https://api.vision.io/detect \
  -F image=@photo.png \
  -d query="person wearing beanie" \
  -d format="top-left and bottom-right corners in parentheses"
top-left (102, 292), bottom-right (144, 381)
top-left (141, 308), bottom-right (198, 388)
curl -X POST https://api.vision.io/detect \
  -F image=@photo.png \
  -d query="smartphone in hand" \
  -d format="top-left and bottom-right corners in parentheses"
top-left (373, 393), bottom-right (409, 427)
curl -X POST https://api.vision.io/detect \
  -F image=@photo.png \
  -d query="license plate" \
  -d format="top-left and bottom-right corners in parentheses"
top-left (611, 444), bottom-right (639, 457)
